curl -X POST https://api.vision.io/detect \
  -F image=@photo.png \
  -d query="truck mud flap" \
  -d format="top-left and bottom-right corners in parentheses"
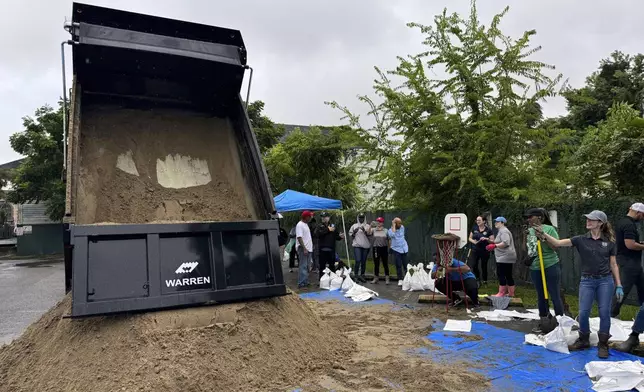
top-left (69, 221), bottom-right (287, 317)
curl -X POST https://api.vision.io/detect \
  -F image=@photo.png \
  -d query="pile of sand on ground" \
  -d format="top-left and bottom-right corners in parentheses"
top-left (0, 293), bottom-right (353, 392)
top-left (75, 106), bottom-right (257, 224)
top-left (297, 300), bottom-right (489, 392)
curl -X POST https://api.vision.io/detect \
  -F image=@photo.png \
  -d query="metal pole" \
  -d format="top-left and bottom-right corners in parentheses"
top-left (341, 211), bottom-right (351, 270)
top-left (244, 66), bottom-right (254, 110)
top-left (61, 41), bottom-right (68, 171)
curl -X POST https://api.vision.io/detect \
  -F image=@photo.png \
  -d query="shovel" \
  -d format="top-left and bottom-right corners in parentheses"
top-left (537, 240), bottom-right (548, 299)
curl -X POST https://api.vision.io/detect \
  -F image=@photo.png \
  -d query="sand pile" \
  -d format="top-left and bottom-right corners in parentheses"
top-left (75, 106), bottom-right (257, 224)
top-left (0, 293), bottom-right (353, 392)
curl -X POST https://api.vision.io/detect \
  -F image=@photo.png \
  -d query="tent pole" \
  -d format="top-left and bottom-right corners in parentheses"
top-left (341, 211), bottom-right (351, 270)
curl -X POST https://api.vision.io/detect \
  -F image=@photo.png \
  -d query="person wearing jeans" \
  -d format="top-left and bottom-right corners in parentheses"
top-left (349, 213), bottom-right (372, 283)
top-left (296, 211), bottom-right (315, 288)
top-left (539, 210), bottom-right (623, 359)
top-left (611, 203), bottom-right (644, 318)
top-left (388, 217), bottom-right (409, 280)
top-left (525, 207), bottom-right (566, 333)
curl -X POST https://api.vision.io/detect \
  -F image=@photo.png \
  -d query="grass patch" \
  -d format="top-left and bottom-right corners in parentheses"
top-left (477, 281), bottom-right (641, 321)
top-left (343, 257), bottom-right (641, 321)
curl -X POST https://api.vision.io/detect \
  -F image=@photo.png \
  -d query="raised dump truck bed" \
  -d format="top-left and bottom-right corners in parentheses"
top-left (63, 3), bottom-right (286, 317)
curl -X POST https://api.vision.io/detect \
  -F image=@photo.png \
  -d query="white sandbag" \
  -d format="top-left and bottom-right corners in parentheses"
top-left (330, 272), bottom-right (343, 291)
top-left (417, 263), bottom-right (434, 291)
top-left (589, 317), bottom-right (629, 342)
top-left (409, 268), bottom-right (425, 292)
top-left (351, 292), bottom-right (376, 302)
top-left (544, 325), bottom-right (570, 354)
top-left (319, 268), bottom-right (331, 290)
top-left (585, 360), bottom-right (644, 392)
top-left (402, 270), bottom-right (412, 291)
top-left (341, 270), bottom-right (355, 292)
top-left (345, 283), bottom-right (378, 300)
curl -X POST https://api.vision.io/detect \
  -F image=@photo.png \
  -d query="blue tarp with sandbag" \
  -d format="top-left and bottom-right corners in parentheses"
top-left (301, 291), bottom-right (643, 391)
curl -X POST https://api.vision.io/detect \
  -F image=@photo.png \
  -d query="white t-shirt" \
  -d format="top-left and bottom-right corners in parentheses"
top-left (295, 221), bottom-right (313, 252)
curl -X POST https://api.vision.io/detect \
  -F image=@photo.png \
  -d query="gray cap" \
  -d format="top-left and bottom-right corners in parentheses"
top-left (583, 210), bottom-right (608, 223)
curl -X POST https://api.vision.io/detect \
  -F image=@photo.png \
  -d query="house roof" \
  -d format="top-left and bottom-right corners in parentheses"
top-left (0, 158), bottom-right (24, 170)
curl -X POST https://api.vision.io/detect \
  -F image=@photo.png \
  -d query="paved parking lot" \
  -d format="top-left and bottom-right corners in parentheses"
top-left (0, 257), bottom-right (65, 345)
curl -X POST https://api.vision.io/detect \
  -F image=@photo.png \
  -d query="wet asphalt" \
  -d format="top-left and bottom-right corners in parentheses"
top-left (0, 256), bottom-right (65, 346)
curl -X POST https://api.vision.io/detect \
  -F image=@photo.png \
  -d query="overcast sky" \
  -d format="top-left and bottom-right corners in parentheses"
top-left (1, 0), bottom-right (643, 163)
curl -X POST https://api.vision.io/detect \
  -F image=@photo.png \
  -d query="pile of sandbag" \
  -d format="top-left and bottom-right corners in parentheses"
top-left (397, 263), bottom-right (440, 293)
top-left (319, 267), bottom-right (379, 302)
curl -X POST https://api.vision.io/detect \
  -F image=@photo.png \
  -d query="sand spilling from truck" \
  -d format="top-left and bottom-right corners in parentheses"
top-left (75, 106), bottom-right (257, 224)
top-left (0, 294), bottom-right (489, 392)
top-left (0, 293), bottom-right (353, 392)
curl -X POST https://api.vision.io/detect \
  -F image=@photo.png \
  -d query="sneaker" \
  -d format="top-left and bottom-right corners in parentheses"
top-left (371, 277), bottom-right (379, 284)
top-left (289, 269), bottom-right (293, 273)
top-left (385, 276), bottom-right (390, 285)
top-left (531, 326), bottom-right (543, 334)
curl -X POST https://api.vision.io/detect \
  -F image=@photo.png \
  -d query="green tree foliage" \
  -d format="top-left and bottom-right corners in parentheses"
top-left (569, 103), bottom-right (644, 198)
top-left (330, 1), bottom-right (570, 212)
top-left (247, 100), bottom-right (286, 155)
top-left (8, 103), bottom-right (65, 221)
top-left (564, 51), bottom-right (644, 130)
top-left (0, 169), bottom-right (9, 197)
top-left (264, 126), bottom-right (362, 208)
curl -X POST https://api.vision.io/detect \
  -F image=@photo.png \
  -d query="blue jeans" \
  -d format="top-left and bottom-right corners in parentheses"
top-left (297, 247), bottom-right (311, 287)
top-left (393, 251), bottom-right (408, 280)
top-left (578, 275), bottom-right (615, 334)
top-left (530, 264), bottom-right (565, 317)
top-left (353, 247), bottom-right (370, 276)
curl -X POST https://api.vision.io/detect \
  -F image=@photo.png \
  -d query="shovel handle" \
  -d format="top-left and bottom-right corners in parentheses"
top-left (537, 240), bottom-right (548, 300)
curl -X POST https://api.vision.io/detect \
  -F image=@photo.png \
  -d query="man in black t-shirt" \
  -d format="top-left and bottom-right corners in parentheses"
top-left (611, 203), bottom-right (644, 318)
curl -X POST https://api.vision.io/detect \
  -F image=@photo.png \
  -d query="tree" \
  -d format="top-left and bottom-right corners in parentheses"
top-left (564, 51), bottom-right (644, 130)
top-left (8, 103), bottom-right (65, 221)
top-left (330, 1), bottom-right (569, 212)
top-left (247, 100), bottom-right (286, 155)
top-left (569, 103), bottom-right (644, 198)
top-left (264, 126), bottom-right (362, 208)
top-left (0, 169), bottom-right (9, 198)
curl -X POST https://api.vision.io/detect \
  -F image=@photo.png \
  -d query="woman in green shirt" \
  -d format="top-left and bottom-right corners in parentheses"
top-left (524, 208), bottom-right (565, 334)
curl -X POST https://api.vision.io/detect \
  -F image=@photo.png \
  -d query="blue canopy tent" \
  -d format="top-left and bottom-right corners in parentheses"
top-left (274, 189), bottom-right (351, 266)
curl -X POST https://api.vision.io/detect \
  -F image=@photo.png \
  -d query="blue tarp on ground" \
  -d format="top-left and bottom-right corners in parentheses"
top-left (274, 190), bottom-right (342, 212)
top-left (420, 320), bottom-right (642, 392)
top-left (299, 290), bottom-right (394, 306)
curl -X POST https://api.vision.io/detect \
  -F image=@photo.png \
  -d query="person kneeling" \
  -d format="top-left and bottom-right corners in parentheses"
top-left (432, 259), bottom-right (480, 308)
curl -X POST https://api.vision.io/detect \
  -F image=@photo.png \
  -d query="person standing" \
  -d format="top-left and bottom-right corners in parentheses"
top-left (611, 203), bottom-right (644, 318)
top-left (389, 217), bottom-right (409, 281)
top-left (314, 212), bottom-right (345, 278)
top-left (349, 213), bottom-right (372, 283)
top-left (296, 211), bottom-right (314, 288)
top-left (287, 226), bottom-right (299, 273)
top-left (431, 258), bottom-right (480, 308)
top-left (468, 216), bottom-right (495, 286)
top-left (524, 208), bottom-right (566, 333)
top-left (486, 217), bottom-right (517, 297)
top-left (370, 217), bottom-right (390, 285)
top-left (538, 210), bottom-right (623, 359)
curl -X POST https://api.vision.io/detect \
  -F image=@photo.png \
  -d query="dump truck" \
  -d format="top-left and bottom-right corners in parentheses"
top-left (61, 3), bottom-right (287, 317)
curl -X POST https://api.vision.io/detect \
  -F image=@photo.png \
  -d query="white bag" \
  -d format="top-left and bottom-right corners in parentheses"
top-left (319, 268), bottom-right (331, 290)
top-left (416, 263), bottom-right (432, 291)
top-left (330, 272), bottom-right (343, 291)
top-left (283, 250), bottom-right (289, 262)
top-left (409, 267), bottom-right (425, 292)
top-left (402, 270), bottom-right (412, 291)
top-left (341, 268), bottom-right (355, 292)
top-left (585, 361), bottom-right (644, 392)
top-left (544, 325), bottom-right (569, 354)
top-left (345, 283), bottom-right (378, 301)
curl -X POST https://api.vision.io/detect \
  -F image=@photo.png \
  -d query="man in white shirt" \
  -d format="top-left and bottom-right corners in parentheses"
top-left (296, 210), bottom-right (314, 288)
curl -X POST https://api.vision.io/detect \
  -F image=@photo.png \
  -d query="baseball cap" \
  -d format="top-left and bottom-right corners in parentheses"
top-left (320, 211), bottom-right (330, 218)
top-left (583, 210), bottom-right (607, 223)
top-left (301, 210), bottom-right (314, 218)
top-left (523, 208), bottom-right (545, 218)
top-left (376, 217), bottom-right (385, 223)
top-left (494, 217), bottom-right (507, 224)
top-left (630, 203), bottom-right (644, 213)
